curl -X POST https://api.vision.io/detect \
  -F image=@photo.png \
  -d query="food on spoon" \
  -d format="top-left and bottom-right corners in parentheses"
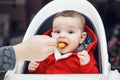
top-left (57, 42), bottom-right (67, 49)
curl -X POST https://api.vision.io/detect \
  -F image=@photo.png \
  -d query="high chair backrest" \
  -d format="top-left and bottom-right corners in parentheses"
top-left (18, 0), bottom-right (110, 74)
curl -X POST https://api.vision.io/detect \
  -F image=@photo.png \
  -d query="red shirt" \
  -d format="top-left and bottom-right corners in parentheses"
top-left (31, 51), bottom-right (98, 74)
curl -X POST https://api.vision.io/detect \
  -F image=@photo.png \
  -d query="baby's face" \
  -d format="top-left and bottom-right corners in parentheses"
top-left (52, 16), bottom-right (85, 54)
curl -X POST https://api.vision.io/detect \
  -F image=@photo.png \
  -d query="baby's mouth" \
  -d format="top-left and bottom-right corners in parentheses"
top-left (57, 42), bottom-right (68, 49)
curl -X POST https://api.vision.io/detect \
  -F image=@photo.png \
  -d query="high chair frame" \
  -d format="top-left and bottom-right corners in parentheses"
top-left (23, 0), bottom-right (109, 74)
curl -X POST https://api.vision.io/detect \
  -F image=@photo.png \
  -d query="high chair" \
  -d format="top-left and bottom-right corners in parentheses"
top-left (4, 0), bottom-right (120, 80)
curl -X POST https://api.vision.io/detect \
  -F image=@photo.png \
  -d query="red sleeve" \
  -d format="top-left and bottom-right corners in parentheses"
top-left (79, 51), bottom-right (99, 73)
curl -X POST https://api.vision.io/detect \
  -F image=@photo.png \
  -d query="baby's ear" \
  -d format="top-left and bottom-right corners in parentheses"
top-left (79, 32), bottom-right (87, 44)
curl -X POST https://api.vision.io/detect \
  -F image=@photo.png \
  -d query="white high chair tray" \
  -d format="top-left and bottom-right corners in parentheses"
top-left (6, 74), bottom-right (102, 80)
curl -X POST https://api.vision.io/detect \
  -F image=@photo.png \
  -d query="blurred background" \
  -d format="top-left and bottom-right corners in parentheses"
top-left (0, 0), bottom-right (120, 78)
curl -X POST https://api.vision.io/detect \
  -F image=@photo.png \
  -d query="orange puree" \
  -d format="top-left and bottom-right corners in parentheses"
top-left (57, 42), bottom-right (67, 49)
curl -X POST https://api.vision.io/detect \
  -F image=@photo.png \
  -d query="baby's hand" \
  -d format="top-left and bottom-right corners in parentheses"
top-left (77, 50), bottom-right (90, 65)
top-left (28, 61), bottom-right (39, 72)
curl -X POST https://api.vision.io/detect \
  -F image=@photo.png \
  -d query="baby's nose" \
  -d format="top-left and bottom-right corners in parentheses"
top-left (59, 33), bottom-right (67, 38)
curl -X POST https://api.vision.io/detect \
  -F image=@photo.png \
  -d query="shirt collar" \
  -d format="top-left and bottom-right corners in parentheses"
top-left (54, 49), bottom-right (72, 60)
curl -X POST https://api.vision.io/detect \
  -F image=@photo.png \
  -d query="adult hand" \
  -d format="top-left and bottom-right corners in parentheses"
top-left (13, 35), bottom-right (57, 62)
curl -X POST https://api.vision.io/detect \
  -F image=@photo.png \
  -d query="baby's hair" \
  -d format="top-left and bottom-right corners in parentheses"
top-left (54, 10), bottom-right (85, 32)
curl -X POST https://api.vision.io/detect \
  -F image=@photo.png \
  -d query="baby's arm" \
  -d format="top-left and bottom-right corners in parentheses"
top-left (77, 50), bottom-right (90, 65)
top-left (28, 61), bottom-right (39, 72)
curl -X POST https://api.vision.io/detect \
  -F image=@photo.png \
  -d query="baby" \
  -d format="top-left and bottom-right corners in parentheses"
top-left (28, 10), bottom-right (99, 74)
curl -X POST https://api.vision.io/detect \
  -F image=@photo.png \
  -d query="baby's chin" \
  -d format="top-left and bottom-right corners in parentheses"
top-left (58, 49), bottom-right (71, 55)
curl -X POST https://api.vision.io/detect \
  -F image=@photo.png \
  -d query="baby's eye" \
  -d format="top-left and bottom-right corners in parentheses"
top-left (68, 31), bottom-right (74, 34)
top-left (54, 30), bottom-right (60, 34)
